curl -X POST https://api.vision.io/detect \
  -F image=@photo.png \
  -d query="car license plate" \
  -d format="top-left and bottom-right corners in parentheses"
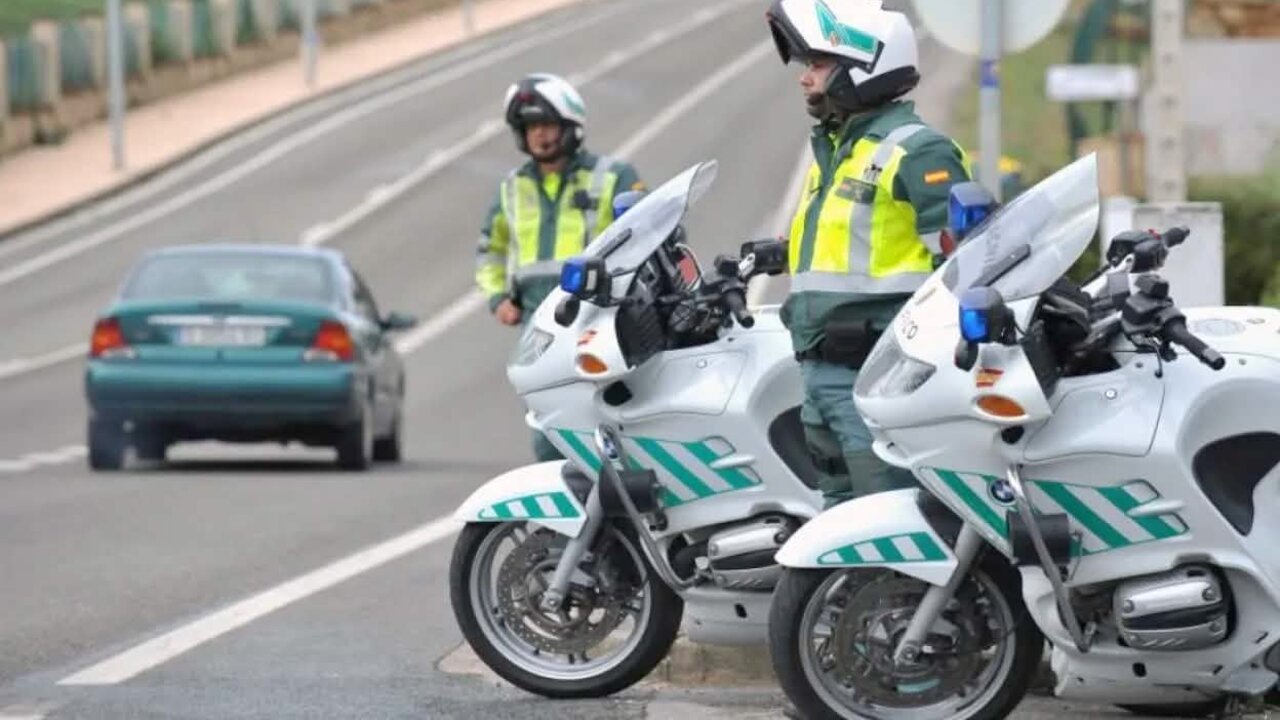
top-left (178, 325), bottom-right (267, 347)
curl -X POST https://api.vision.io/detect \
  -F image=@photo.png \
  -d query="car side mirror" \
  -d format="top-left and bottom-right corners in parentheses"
top-left (380, 312), bottom-right (418, 332)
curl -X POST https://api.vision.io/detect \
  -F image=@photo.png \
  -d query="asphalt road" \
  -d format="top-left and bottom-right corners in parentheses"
top-left (0, 1), bottom-right (1186, 717)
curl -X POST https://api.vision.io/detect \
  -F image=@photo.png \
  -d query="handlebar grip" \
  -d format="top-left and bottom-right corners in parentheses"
top-left (723, 287), bottom-right (754, 328)
top-left (1162, 226), bottom-right (1190, 248)
top-left (1165, 318), bottom-right (1225, 370)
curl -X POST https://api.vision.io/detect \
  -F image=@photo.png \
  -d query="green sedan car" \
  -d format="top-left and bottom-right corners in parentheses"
top-left (85, 244), bottom-right (417, 471)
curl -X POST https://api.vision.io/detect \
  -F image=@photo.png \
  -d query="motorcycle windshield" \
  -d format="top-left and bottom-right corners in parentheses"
top-left (937, 153), bottom-right (1100, 302)
top-left (580, 161), bottom-right (718, 280)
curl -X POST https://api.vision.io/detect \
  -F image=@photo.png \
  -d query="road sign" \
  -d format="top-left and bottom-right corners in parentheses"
top-left (910, 0), bottom-right (1069, 57)
top-left (1047, 64), bottom-right (1141, 102)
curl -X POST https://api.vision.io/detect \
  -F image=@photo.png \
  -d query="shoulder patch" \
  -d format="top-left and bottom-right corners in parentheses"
top-left (924, 169), bottom-right (952, 185)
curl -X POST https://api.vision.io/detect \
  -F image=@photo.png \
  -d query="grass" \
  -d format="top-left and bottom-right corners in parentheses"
top-left (0, 0), bottom-right (106, 37)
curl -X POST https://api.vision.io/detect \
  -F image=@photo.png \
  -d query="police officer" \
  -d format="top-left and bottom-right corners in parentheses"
top-left (476, 73), bottom-right (644, 462)
top-left (766, 0), bottom-right (971, 507)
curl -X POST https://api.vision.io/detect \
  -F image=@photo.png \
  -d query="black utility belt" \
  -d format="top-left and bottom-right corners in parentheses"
top-left (795, 314), bottom-right (885, 370)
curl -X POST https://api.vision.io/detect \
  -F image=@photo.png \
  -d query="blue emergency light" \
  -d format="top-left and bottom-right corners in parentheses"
top-left (948, 182), bottom-right (998, 241)
top-left (560, 256), bottom-right (609, 299)
top-left (958, 286), bottom-right (1012, 344)
top-left (612, 190), bottom-right (645, 219)
top-left (560, 258), bottom-right (590, 294)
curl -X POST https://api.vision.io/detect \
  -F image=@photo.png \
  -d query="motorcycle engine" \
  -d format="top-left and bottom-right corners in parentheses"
top-left (705, 515), bottom-right (798, 591)
top-left (1114, 565), bottom-right (1229, 651)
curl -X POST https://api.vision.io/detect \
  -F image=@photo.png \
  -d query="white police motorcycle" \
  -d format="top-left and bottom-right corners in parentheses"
top-left (447, 161), bottom-right (827, 698)
top-left (768, 154), bottom-right (1280, 719)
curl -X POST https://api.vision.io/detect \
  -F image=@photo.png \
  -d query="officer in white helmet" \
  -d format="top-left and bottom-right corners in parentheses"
top-left (766, 0), bottom-right (972, 507)
top-left (475, 74), bottom-right (645, 461)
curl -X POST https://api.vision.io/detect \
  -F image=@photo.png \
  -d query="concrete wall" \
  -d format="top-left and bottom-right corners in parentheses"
top-left (1179, 39), bottom-right (1280, 175)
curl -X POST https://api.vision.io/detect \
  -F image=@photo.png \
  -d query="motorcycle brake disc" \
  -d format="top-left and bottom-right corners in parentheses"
top-left (829, 573), bottom-right (987, 708)
top-left (494, 530), bottom-right (630, 656)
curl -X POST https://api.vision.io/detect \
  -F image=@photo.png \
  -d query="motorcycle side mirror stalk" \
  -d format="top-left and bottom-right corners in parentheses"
top-left (955, 286), bottom-right (1016, 371)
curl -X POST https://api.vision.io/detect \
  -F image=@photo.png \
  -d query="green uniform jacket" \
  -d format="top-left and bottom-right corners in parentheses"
top-left (476, 150), bottom-right (643, 314)
top-left (782, 101), bottom-right (971, 353)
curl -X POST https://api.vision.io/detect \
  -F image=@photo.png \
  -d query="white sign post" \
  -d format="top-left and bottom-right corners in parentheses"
top-left (911, 0), bottom-right (1069, 201)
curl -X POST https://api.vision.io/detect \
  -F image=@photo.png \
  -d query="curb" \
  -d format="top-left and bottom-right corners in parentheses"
top-left (0, 0), bottom-right (593, 242)
top-left (438, 636), bottom-right (1058, 692)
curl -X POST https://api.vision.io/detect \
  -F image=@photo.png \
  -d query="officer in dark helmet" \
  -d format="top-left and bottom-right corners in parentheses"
top-left (475, 73), bottom-right (644, 462)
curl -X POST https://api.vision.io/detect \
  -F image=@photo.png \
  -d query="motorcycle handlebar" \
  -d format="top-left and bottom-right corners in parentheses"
top-left (1163, 316), bottom-right (1225, 370)
top-left (722, 287), bottom-right (754, 329)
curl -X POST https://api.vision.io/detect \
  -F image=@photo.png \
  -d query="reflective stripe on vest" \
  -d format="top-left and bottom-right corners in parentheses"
top-left (583, 155), bottom-right (615, 238)
top-left (498, 160), bottom-right (616, 285)
top-left (790, 123), bottom-right (934, 295)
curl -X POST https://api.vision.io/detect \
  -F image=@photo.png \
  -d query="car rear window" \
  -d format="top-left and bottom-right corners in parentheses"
top-left (123, 252), bottom-right (336, 303)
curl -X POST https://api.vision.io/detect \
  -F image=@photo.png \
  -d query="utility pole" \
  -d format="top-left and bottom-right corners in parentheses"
top-left (979, 0), bottom-right (1003, 201)
top-left (1147, 0), bottom-right (1186, 202)
top-left (301, 0), bottom-right (318, 88)
top-left (106, 0), bottom-right (126, 170)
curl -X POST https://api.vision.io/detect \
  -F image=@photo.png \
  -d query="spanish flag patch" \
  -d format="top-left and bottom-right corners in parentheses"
top-left (924, 169), bottom-right (951, 185)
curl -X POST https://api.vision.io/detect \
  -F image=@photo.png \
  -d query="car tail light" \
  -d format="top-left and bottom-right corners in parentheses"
top-left (306, 320), bottom-right (355, 362)
top-left (90, 317), bottom-right (134, 359)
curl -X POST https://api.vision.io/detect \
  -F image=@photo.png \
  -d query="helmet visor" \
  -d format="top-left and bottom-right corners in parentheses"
top-left (767, 2), bottom-right (811, 65)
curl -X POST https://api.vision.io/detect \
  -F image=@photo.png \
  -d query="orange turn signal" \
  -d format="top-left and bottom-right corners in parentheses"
top-left (577, 353), bottom-right (609, 374)
top-left (976, 394), bottom-right (1026, 418)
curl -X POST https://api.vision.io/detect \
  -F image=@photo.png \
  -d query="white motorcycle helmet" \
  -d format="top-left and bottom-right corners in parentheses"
top-left (502, 73), bottom-right (587, 158)
top-left (766, 0), bottom-right (920, 117)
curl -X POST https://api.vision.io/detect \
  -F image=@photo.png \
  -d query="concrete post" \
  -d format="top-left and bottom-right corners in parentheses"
top-left (81, 17), bottom-right (108, 88)
top-left (210, 0), bottom-right (237, 55)
top-left (29, 21), bottom-right (62, 107)
top-left (249, 0), bottom-right (279, 40)
top-left (0, 39), bottom-right (9, 131)
top-left (168, 0), bottom-right (195, 62)
top-left (125, 2), bottom-right (153, 76)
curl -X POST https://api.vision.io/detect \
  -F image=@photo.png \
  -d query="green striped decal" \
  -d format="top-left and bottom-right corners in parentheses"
top-left (557, 429), bottom-right (601, 473)
top-left (920, 467), bottom-right (1190, 557)
top-left (477, 491), bottom-right (581, 521)
top-left (818, 532), bottom-right (949, 566)
top-left (634, 437), bottom-right (716, 499)
top-left (549, 430), bottom-right (763, 508)
top-left (685, 442), bottom-right (756, 490)
top-left (1097, 486), bottom-right (1181, 540)
top-left (1038, 481), bottom-right (1130, 549)
top-left (934, 469), bottom-right (1008, 538)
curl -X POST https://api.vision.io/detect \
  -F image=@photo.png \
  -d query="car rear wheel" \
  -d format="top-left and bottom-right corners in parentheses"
top-left (336, 405), bottom-right (372, 471)
top-left (372, 414), bottom-right (402, 463)
top-left (88, 419), bottom-right (126, 471)
top-left (134, 425), bottom-right (170, 463)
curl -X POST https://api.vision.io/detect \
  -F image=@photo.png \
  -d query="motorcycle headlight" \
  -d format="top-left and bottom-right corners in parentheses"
top-left (855, 333), bottom-right (936, 399)
top-left (511, 326), bottom-right (554, 366)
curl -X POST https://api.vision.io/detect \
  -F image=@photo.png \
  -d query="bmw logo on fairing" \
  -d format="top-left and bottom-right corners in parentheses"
top-left (989, 479), bottom-right (1016, 505)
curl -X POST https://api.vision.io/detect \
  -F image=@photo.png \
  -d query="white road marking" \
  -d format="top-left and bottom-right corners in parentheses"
top-left (0, 4), bottom-right (630, 289)
top-left (747, 144), bottom-right (811, 306)
top-left (46, 26), bottom-right (770, 686)
top-left (0, 343), bottom-right (86, 382)
top-left (300, 0), bottom-right (755, 248)
top-left (58, 515), bottom-right (462, 685)
top-left (613, 40), bottom-right (774, 161)
top-left (393, 292), bottom-right (488, 354)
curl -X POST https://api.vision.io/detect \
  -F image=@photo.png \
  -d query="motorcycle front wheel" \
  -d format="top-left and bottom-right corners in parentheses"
top-left (769, 558), bottom-right (1043, 720)
top-left (448, 520), bottom-right (682, 698)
